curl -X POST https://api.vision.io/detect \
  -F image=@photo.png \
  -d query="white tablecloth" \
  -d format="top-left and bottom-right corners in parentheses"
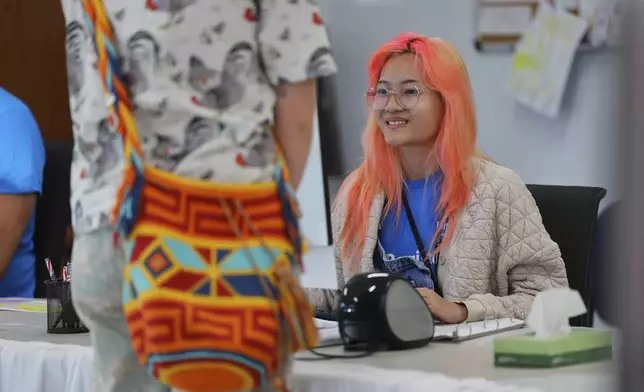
top-left (0, 312), bottom-right (615, 392)
top-left (0, 340), bottom-right (545, 392)
top-left (0, 341), bottom-right (548, 392)
top-left (290, 362), bottom-right (548, 392)
top-left (0, 338), bottom-right (92, 392)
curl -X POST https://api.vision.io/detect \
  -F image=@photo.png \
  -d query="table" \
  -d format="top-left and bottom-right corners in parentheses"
top-left (0, 311), bottom-right (616, 392)
top-left (295, 332), bottom-right (617, 392)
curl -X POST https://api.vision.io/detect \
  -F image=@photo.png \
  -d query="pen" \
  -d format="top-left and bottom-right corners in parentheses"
top-left (45, 258), bottom-right (57, 281)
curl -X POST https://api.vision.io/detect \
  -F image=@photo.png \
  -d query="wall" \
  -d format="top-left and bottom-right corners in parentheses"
top-left (298, 112), bottom-right (332, 246)
top-left (319, 0), bottom-right (620, 205)
top-left (0, 0), bottom-right (72, 141)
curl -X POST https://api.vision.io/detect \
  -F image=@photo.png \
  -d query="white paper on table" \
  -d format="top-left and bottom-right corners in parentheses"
top-left (0, 298), bottom-right (47, 313)
top-left (508, 2), bottom-right (588, 118)
top-left (313, 318), bottom-right (341, 343)
top-left (314, 318), bottom-right (338, 330)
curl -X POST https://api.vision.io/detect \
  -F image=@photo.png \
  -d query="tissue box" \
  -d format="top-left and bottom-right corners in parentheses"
top-left (494, 328), bottom-right (612, 368)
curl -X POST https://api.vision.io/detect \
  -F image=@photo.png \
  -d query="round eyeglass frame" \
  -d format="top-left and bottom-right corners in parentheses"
top-left (364, 85), bottom-right (425, 111)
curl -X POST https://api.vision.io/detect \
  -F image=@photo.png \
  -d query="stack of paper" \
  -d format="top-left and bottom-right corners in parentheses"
top-left (0, 298), bottom-right (47, 313)
top-left (314, 318), bottom-right (341, 343)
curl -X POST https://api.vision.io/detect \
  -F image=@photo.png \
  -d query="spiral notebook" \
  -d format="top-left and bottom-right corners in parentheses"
top-left (433, 317), bottom-right (526, 342)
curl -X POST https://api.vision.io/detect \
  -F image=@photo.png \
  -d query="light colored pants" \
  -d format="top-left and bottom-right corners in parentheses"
top-left (71, 227), bottom-right (279, 392)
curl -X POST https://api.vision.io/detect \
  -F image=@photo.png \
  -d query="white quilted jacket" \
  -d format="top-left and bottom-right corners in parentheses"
top-left (308, 158), bottom-right (569, 322)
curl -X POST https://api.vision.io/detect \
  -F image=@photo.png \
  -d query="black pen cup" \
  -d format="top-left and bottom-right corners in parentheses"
top-left (45, 280), bottom-right (89, 334)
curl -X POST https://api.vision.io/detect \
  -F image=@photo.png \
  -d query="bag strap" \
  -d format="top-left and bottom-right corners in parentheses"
top-left (252, 0), bottom-right (272, 88)
top-left (81, 0), bottom-right (143, 232)
top-left (81, 0), bottom-right (142, 152)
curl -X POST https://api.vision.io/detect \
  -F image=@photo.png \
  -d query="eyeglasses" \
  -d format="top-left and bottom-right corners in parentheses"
top-left (365, 86), bottom-right (425, 111)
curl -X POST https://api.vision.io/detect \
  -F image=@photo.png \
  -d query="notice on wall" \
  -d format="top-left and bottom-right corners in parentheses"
top-left (579, 0), bottom-right (626, 47)
top-left (508, 2), bottom-right (588, 117)
top-left (478, 3), bottom-right (535, 36)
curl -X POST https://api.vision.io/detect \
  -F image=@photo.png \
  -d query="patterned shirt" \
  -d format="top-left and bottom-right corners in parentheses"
top-left (60, 0), bottom-right (337, 235)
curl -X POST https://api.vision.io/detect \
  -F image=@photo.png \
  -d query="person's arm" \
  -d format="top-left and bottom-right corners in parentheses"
top-left (305, 174), bottom-right (358, 312)
top-left (462, 171), bottom-right (569, 322)
top-left (0, 98), bottom-right (46, 279)
top-left (273, 81), bottom-right (317, 189)
top-left (0, 195), bottom-right (37, 279)
top-left (257, 0), bottom-right (337, 190)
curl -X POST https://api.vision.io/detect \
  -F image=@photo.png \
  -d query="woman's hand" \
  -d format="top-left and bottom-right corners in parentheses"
top-left (417, 288), bottom-right (468, 324)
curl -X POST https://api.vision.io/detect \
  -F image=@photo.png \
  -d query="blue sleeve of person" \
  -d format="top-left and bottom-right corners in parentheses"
top-left (0, 101), bottom-right (45, 195)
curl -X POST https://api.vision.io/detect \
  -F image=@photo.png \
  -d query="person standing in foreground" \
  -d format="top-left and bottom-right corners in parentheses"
top-left (0, 88), bottom-right (45, 298)
top-left (59, 0), bottom-right (337, 391)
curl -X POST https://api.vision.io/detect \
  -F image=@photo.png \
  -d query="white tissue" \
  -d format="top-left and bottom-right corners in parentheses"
top-left (526, 288), bottom-right (587, 339)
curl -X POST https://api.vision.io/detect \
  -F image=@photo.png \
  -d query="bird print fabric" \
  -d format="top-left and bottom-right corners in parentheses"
top-left (61, 0), bottom-right (338, 235)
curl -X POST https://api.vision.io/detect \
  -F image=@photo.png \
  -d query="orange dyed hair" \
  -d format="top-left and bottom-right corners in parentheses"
top-left (337, 33), bottom-right (478, 269)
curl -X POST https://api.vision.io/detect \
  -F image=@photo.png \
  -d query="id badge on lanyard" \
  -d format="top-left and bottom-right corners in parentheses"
top-left (427, 219), bottom-right (448, 268)
top-left (400, 190), bottom-right (447, 295)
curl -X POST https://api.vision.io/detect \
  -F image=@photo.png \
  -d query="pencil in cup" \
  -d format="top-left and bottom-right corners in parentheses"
top-left (45, 258), bottom-right (57, 281)
top-left (45, 257), bottom-right (65, 328)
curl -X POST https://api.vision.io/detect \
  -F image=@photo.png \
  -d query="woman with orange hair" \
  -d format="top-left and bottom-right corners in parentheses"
top-left (309, 33), bottom-right (568, 324)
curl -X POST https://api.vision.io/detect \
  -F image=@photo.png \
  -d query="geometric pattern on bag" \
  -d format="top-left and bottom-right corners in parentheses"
top-left (121, 166), bottom-right (317, 392)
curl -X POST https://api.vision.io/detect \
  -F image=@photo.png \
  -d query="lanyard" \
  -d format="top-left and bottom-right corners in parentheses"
top-left (400, 190), bottom-right (447, 295)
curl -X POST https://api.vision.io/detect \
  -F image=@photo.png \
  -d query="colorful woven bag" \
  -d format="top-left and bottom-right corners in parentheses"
top-left (81, 1), bottom-right (318, 391)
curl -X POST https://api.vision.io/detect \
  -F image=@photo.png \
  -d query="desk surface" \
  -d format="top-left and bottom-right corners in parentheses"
top-left (0, 311), bottom-right (89, 346)
top-left (297, 334), bottom-right (616, 391)
top-left (0, 311), bottom-right (616, 391)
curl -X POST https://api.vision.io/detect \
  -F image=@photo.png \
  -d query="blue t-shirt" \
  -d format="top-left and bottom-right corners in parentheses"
top-left (0, 88), bottom-right (45, 298)
top-left (375, 172), bottom-right (443, 290)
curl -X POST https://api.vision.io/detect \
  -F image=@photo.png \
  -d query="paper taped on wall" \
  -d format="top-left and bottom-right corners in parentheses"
top-left (508, 2), bottom-right (588, 117)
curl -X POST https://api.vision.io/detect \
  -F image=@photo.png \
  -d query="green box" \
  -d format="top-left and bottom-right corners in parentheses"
top-left (494, 328), bottom-right (613, 368)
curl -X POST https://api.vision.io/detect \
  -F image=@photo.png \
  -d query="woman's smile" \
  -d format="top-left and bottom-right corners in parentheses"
top-left (384, 116), bottom-right (410, 129)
